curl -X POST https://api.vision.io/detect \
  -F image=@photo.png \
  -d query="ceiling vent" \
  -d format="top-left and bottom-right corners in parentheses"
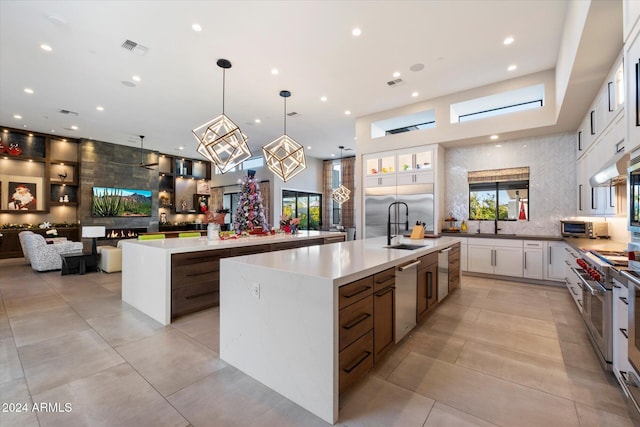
top-left (59, 109), bottom-right (78, 116)
top-left (287, 112), bottom-right (298, 117)
top-left (387, 78), bottom-right (404, 87)
top-left (121, 39), bottom-right (149, 56)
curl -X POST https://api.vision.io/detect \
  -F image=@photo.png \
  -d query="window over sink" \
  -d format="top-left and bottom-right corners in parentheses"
top-left (468, 167), bottom-right (529, 221)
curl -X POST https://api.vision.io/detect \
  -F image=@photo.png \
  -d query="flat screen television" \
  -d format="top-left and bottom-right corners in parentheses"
top-left (92, 186), bottom-right (152, 217)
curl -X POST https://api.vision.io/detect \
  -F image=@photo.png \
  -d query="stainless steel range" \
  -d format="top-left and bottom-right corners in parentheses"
top-left (572, 250), bottom-right (615, 370)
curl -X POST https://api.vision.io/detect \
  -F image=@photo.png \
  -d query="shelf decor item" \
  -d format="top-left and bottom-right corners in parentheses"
top-left (262, 90), bottom-right (306, 182)
top-left (191, 58), bottom-right (251, 173)
top-left (332, 145), bottom-right (351, 205)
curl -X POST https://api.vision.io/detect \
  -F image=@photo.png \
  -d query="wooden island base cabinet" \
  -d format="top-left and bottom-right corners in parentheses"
top-left (417, 252), bottom-right (438, 322)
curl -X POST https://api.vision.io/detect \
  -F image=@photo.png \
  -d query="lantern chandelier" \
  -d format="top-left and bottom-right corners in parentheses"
top-left (192, 58), bottom-right (251, 173)
top-left (262, 90), bottom-right (306, 182)
top-left (332, 145), bottom-right (351, 205)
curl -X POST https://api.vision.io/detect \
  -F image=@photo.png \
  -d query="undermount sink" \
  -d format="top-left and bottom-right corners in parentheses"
top-left (387, 243), bottom-right (425, 250)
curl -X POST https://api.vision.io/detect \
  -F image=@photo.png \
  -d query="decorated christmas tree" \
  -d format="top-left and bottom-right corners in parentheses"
top-left (234, 170), bottom-right (268, 233)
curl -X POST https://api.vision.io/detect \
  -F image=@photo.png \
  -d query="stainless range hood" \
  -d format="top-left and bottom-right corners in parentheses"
top-left (589, 152), bottom-right (629, 187)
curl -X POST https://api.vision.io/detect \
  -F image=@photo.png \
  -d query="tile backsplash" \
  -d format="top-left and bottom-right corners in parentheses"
top-left (444, 132), bottom-right (576, 237)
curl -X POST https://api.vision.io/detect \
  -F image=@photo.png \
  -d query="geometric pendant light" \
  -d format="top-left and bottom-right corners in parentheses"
top-left (192, 59), bottom-right (251, 173)
top-left (332, 145), bottom-right (351, 205)
top-left (262, 90), bottom-right (306, 182)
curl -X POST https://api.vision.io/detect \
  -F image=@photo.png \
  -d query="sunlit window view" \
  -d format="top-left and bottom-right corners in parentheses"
top-left (282, 190), bottom-right (322, 230)
top-left (469, 181), bottom-right (529, 220)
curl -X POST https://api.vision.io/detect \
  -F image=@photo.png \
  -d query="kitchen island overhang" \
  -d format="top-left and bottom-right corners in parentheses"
top-left (219, 236), bottom-right (461, 424)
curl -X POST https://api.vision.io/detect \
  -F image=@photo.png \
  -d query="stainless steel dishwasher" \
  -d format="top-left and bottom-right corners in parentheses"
top-left (395, 259), bottom-right (421, 343)
top-left (438, 247), bottom-right (451, 302)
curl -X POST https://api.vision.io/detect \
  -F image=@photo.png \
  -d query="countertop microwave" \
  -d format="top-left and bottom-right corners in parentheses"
top-left (560, 220), bottom-right (609, 238)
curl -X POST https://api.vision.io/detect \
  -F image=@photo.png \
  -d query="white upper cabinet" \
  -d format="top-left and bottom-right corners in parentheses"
top-left (624, 0), bottom-right (640, 43)
top-left (363, 146), bottom-right (435, 188)
top-left (626, 20), bottom-right (640, 153)
top-left (396, 147), bottom-right (434, 185)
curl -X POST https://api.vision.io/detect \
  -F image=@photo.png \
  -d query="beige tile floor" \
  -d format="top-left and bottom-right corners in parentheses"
top-left (0, 257), bottom-right (635, 426)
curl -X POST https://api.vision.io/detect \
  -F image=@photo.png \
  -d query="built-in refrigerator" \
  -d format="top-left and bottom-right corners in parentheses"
top-left (364, 184), bottom-right (434, 239)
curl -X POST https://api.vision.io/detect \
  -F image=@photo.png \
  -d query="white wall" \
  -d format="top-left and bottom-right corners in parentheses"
top-left (444, 132), bottom-right (575, 236)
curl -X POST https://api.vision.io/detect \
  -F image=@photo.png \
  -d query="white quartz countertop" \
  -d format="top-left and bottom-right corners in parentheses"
top-left (221, 235), bottom-right (462, 286)
top-left (119, 230), bottom-right (343, 254)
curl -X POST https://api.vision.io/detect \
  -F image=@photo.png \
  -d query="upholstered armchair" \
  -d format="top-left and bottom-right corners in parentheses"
top-left (23, 233), bottom-right (84, 272)
top-left (18, 230), bottom-right (34, 264)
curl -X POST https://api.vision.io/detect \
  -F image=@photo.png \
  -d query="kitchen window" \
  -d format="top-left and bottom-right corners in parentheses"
top-left (282, 190), bottom-right (322, 230)
top-left (468, 167), bottom-right (529, 220)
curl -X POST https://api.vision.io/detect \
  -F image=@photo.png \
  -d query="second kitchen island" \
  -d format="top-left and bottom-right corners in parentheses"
top-left (219, 235), bottom-right (461, 424)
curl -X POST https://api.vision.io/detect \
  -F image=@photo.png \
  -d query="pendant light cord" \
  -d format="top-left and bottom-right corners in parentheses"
top-left (283, 96), bottom-right (287, 135)
top-left (221, 69), bottom-right (226, 115)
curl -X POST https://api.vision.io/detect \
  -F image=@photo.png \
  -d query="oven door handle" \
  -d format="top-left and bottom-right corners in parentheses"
top-left (571, 267), bottom-right (596, 295)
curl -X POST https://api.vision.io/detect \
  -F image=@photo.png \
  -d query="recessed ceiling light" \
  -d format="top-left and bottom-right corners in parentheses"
top-left (320, 96), bottom-right (327, 102)
top-left (40, 44), bottom-right (52, 52)
top-left (344, 110), bottom-right (351, 115)
top-left (393, 71), bottom-right (401, 78)
top-left (13, 114), bottom-right (22, 119)
top-left (352, 27), bottom-right (362, 37)
top-left (495, 144), bottom-right (502, 148)
top-left (490, 135), bottom-right (499, 140)
top-left (307, 146), bottom-right (311, 149)
top-left (50, 129), bottom-right (55, 133)
top-left (24, 88), bottom-right (34, 94)
top-left (254, 119), bottom-right (261, 124)
top-left (411, 92), bottom-right (419, 97)
top-left (178, 146), bottom-right (184, 150)
top-left (507, 64), bottom-right (517, 71)
top-left (331, 153), bottom-right (336, 157)
top-left (132, 75), bottom-right (141, 82)
top-left (271, 68), bottom-right (279, 75)
top-left (96, 106), bottom-right (104, 111)
top-left (503, 36), bottom-right (514, 45)
top-left (70, 125), bottom-right (78, 130)
top-left (192, 23), bottom-right (202, 32)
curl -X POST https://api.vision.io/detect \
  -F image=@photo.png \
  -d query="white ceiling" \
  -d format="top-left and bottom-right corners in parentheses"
top-left (0, 0), bottom-right (617, 161)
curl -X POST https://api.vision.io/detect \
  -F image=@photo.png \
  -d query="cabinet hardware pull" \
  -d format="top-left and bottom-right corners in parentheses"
top-left (524, 252), bottom-right (527, 270)
top-left (610, 181), bottom-right (615, 208)
top-left (621, 370), bottom-right (629, 382)
top-left (548, 246), bottom-right (551, 264)
top-left (185, 290), bottom-right (217, 300)
top-left (613, 284), bottom-right (622, 289)
top-left (186, 270), bottom-right (219, 277)
top-left (375, 287), bottom-right (395, 297)
top-left (579, 184), bottom-right (583, 211)
top-left (343, 313), bottom-right (371, 329)
top-left (621, 296), bottom-right (629, 305)
top-left (591, 187), bottom-right (596, 210)
top-left (375, 277), bottom-right (395, 287)
top-left (343, 286), bottom-right (371, 298)
top-left (607, 81), bottom-right (614, 112)
top-left (343, 351), bottom-right (371, 373)
top-left (621, 328), bottom-right (629, 339)
top-left (570, 287), bottom-right (578, 296)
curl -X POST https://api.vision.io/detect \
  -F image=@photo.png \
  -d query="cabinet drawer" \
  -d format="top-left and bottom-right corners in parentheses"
top-left (172, 261), bottom-right (221, 289)
top-left (339, 276), bottom-right (373, 309)
top-left (523, 241), bottom-right (544, 249)
top-left (171, 281), bottom-right (219, 318)
top-left (299, 238), bottom-right (325, 247)
top-left (172, 249), bottom-right (229, 266)
top-left (339, 330), bottom-right (374, 393)
top-left (324, 235), bottom-right (345, 244)
top-left (339, 295), bottom-right (373, 351)
top-left (373, 267), bottom-right (395, 292)
top-left (270, 241), bottom-right (301, 251)
top-left (418, 251), bottom-right (438, 267)
top-left (229, 244), bottom-right (270, 257)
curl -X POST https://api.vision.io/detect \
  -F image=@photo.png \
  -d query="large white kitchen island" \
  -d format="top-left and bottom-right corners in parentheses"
top-left (219, 235), bottom-right (461, 424)
top-left (120, 231), bottom-right (345, 325)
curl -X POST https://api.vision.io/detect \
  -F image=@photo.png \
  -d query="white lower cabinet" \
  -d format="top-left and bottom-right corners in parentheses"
top-left (523, 241), bottom-right (544, 280)
top-left (564, 245), bottom-right (583, 312)
top-left (613, 278), bottom-right (634, 385)
top-left (467, 238), bottom-right (523, 277)
top-left (545, 241), bottom-right (567, 282)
